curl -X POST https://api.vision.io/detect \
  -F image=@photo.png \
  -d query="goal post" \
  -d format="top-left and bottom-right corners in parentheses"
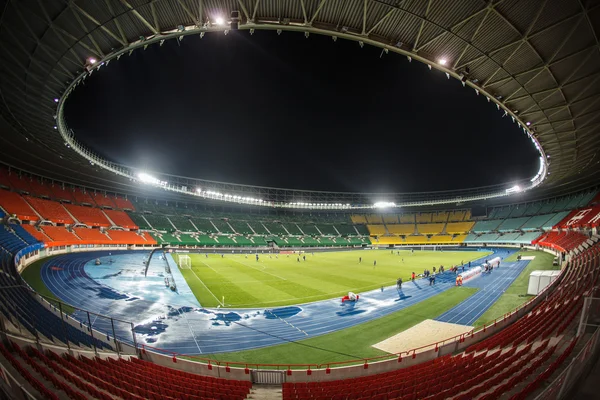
top-left (178, 254), bottom-right (191, 269)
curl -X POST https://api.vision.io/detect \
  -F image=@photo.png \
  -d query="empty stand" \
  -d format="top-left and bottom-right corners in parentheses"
top-left (416, 223), bottom-right (444, 235)
top-left (21, 225), bottom-right (51, 242)
top-left (73, 228), bottom-right (109, 243)
top-left (27, 179), bottom-right (54, 198)
top-left (0, 190), bottom-right (39, 221)
top-left (71, 189), bottom-right (95, 205)
top-left (24, 196), bottom-right (73, 224)
top-left (445, 221), bottom-right (474, 233)
top-left (103, 209), bottom-right (138, 229)
top-left (91, 193), bottom-right (116, 208)
top-left (63, 204), bottom-right (110, 227)
top-left (386, 224), bottom-right (415, 235)
top-left (41, 226), bottom-right (80, 243)
top-left (367, 225), bottom-right (387, 236)
top-left (50, 185), bottom-right (74, 202)
top-left (113, 196), bottom-right (134, 210)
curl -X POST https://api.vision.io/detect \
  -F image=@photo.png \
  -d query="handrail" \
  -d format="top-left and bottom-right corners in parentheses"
top-left (8, 241), bottom-right (569, 371)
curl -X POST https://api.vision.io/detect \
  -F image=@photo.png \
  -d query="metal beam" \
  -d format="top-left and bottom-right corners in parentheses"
top-left (73, 2), bottom-right (128, 47)
top-left (118, 0), bottom-right (159, 35)
top-left (310, 0), bottom-right (330, 25)
top-left (176, 0), bottom-right (200, 26)
top-left (412, 0), bottom-right (433, 50)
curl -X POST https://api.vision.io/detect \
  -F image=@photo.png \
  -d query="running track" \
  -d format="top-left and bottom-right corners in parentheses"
top-left (38, 249), bottom-right (522, 355)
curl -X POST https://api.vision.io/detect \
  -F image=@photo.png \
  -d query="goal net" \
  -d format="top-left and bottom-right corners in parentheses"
top-left (178, 255), bottom-right (191, 269)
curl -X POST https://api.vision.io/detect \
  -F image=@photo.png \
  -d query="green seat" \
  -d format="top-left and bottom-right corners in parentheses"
top-left (193, 219), bottom-right (217, 233)
top-left (212, 220), bottom-right (234, 234)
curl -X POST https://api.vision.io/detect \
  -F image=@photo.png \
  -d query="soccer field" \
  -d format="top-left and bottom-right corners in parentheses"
top-left (174, 249), bottom-right (491, 308)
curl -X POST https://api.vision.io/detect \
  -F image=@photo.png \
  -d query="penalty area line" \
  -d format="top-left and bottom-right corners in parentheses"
top-left (188, 266), bottom-right (223, 307)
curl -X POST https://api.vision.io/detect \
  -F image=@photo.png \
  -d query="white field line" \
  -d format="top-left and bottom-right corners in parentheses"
top-left (187, 264), bottom-right (223, 306)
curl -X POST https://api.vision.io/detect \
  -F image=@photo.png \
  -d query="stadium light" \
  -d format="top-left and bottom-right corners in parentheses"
top-left (505, 185), bottom-right (522, 194)
top-left (53, 98), bottom-right (59, 103)
top-left (88, 58), bottom-right (97, 64)
top-left (438, 58), bottom-right (447, 66)
top-left (526, 121), bottom-right (531, 126)
top-left (374, 201), bottom-right (396, 208)
top-left (215, 17), bottom-right (225, 25)
top-left (138, 172), bottom-right (167, 186)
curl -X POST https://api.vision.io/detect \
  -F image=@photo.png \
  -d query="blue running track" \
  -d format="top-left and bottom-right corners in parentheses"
top-left (37, 248), bottom-right (519, 355)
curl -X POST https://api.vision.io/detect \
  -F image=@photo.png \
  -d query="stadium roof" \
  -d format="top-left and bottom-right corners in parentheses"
top-left (0, 0), bottom-right (599, 207)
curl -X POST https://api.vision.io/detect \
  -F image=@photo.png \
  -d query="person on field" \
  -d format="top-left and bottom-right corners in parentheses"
top-left (397, 278), bottom-right (402, 289)
top-left (359, 257), bottom-right (362, 263)
top-left (411, 272), bottom-right (416, 281)
top-left (374, 260), bottom-right (377, 267)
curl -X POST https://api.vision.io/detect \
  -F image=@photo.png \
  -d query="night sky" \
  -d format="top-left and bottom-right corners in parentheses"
top-left (66, 30), bottom-right (539, 193)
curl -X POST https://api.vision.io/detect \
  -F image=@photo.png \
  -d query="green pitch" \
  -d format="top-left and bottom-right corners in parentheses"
top-left (174, 249), bottom-right (490, 308)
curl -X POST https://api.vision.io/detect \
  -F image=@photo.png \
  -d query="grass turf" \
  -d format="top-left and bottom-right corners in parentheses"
top-left (189, 286), bottom-right (478, 366)
top-left (473, 250), bottom-right (557, 328)
top-left (175, 250), bottom-right (490, 308)
top-left (20, 256), bottom-right (76, 314)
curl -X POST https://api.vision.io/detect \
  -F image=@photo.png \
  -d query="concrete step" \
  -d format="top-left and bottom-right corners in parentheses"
top-left (247, 384), bottom-right (283, 400)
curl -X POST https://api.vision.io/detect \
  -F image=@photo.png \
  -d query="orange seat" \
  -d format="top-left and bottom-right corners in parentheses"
top-left (104, 209), bottom-right (138, 229)
top-left (24, 196), bottom-right (74, 224)
top-left (0, 190), bottom-right (39, 221)
top-left (63, 204), bottom-right (110, 227)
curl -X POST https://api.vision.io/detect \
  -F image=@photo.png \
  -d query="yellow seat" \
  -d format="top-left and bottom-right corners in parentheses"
top-left (417, 223), bottom-right (444, 234)
top-left (367, 224), bottom-right (386, 235)
top-left (351, 215), bottom-right (368, 224)
top-left (405, 235), bottom-right (429, 244)
top-left (386, 224), bottom-right (416, 235)
top-left (399, 214), bottom-right (415, 223)
top-left (430, 235), bottom-right (453, 243)
top-left (375, 236), bottom-right (404, 245)
top-left (446, 221), bottom-right (475, 234)
top-left (416, 213), bottom-right (432, 223)
top-left (431, 212), bottom-right (449, 223)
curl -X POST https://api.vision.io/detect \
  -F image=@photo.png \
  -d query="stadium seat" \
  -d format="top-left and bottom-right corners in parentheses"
top-left (24, 196), bottom-right (74, 224)
top-left (41, 226), bottom-right (80, 243)
top-left (71, 188), bottom-right (95, 205)
top-left (21, 225), bottom-right (51, 242)
top-left (0, 190), bottom-right (39, 221)
top-left (49, 185), bottom-right (74, 202)
top-left (63, 204), bottom-right (110, 227)
top-left (445, 221), bottom-right (474, 233)
top-left (27, 178), bottom-right (54, 198)
top-left (73, 227), bottom-right (110, 244)
top-left (91, 192), bottom-right (116, 208)
top-left (112, 196), bottom-right (134, 210)
top-left (367, 225), bottom-right (387, 235)
top-left (416, 223), bottom-right (444, 235)
top-left (386, 224), bottom-right (415, 235)
top-left (103, 209), bottom-right (138, 229)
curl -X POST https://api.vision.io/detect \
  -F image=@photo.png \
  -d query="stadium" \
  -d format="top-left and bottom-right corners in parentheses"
top-left (0, 0), bottom-right (600, 399)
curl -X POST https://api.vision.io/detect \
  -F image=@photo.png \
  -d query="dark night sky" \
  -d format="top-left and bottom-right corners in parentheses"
top-left (66, 30), bottom-right (539, 193)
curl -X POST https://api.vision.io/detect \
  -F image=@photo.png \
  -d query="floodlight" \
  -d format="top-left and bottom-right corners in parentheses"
top-left (53, 126), bottom-right (57, 129)
top-left (196, 188), bottom-right (202, 193)
top-left (505, 185), bottom-right (522, 194)
top-left (215, 17), bottom-right (225, 25)
top-left (374, 201), bottom-right (396, 208)
top-left (526, 121), bottom-right (531, 126)
top-left (88, 58), bottom-right (97, 64)
top-left (438, 58), bottom-right (447, 65)
top-left (54, 98), bottom-right (59, 103)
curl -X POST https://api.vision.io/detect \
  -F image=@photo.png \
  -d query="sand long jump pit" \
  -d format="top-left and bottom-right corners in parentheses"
top-left (372, 319), bottom-right (472, 354)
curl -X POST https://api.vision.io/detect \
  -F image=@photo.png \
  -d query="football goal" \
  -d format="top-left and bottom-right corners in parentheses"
top-left (179, 254), bottom-right (191, 269)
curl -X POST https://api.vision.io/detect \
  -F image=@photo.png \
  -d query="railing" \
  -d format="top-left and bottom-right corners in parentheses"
top-left (0, 242), bottom-right (570, 379)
